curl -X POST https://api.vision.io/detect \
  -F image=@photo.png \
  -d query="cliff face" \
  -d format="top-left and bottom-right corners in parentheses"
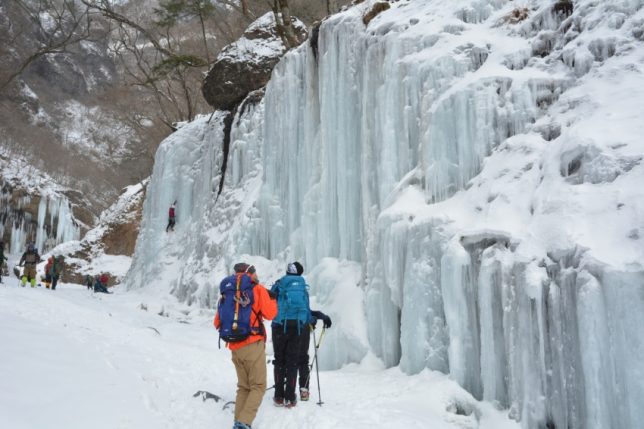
top-left (129, 1), bottom-right (644, 427)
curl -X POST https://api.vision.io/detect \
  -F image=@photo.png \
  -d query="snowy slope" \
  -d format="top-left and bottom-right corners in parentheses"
top-left (0, 277), bottom-right (517, 429)
top-left (127, 1), bottom-right (644, 428)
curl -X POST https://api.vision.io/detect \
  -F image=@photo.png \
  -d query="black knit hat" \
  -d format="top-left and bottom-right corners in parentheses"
top-left (286, 261), bottom-right (303, 275)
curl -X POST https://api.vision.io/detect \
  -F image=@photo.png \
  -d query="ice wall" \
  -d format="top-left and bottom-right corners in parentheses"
top-left (128, 0), bottom-right (644, 427)
top-left (0, 185), bottom-right (80, 255)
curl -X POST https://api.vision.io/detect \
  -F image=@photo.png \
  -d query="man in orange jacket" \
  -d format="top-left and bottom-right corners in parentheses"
top-left (214, 263), bottom-right (277, 429)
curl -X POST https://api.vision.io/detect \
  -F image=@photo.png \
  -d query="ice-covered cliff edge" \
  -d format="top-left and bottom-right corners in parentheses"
top-left (127, 1), bottom-right (644, 427)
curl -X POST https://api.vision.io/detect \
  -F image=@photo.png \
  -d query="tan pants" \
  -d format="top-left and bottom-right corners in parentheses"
top-left (231, 341), bottom-right (267, 426)
top-left (21, 266), bottom-right (37, 287)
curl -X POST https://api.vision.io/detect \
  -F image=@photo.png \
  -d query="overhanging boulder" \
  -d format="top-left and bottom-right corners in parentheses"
top-left (202, 12), bottom-right (307, 111)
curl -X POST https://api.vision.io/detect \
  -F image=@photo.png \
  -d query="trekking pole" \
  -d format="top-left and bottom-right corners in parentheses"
top-left (312, 327), bottom-right (326, 406)
top-left (304, 325), bottom-right (327, 388)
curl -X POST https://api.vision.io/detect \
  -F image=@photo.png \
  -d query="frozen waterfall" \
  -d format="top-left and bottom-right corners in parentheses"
top-left (127, 1), bottom-right (644, 428)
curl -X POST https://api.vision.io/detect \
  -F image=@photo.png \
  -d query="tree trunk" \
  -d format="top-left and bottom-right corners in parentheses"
top-left (274, 0), bottom-right (301, 49)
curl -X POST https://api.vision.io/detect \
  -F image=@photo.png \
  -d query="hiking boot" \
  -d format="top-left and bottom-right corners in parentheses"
top-left (273, 397), bottom-right (285, 407)
top-left (300, 388), bottom-right (310, 401)
top-left (285, 399), bottom-right (297, 409)
top-left (233, 422), bottom-right (252, 429)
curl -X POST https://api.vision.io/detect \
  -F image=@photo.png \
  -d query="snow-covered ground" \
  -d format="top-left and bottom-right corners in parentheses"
top-left (0, 276), bottom-right (518, 429)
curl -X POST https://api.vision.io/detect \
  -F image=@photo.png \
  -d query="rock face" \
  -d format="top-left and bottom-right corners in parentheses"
top-left (202, 13), bottom-right (307, 111)
top-left (61, 182), bottom-right (146, 287)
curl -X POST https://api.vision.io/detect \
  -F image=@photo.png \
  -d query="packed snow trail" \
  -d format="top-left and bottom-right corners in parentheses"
top-left (0, 279), bottom-right (518, 429)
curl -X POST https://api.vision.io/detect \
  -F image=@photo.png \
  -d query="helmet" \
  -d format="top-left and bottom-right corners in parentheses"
top-left (27, 243), bottom-right (35, 252)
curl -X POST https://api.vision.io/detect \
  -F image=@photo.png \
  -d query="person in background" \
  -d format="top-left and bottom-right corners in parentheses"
top-left (43, 256), bottom-right (54, 288)
top-left (18, 243), bottom-right (41, 288)
top-left (94, 273), bottom-right (111, 294)
top-left (49, 255), bottom-right (65, 290)
top-left (166, 201), bottom-right (177, 232)
top-left (0, 241), bottom-right (7, 284)
top-left (84, 274), bottom-right (94, 290)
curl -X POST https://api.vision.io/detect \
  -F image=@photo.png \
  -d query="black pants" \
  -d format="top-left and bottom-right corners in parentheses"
top-left (298, 327), bottom-right (311, 390)
top-left (166, 217), bottom-right (175, 232)
top-left (272, 321), bottom-right (305, 402)
top-left (51, 275), bottom-right (59, 290)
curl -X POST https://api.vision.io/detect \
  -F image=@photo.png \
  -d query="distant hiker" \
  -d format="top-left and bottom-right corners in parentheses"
top-left (270, 261), bottom-right (312, 408)
top-left (48, 255), bottom-right (65, 290)
top-left (214, 263), bottom-right (277, 429)
top-left (298, 309), bottom-right (332, 401)
top-left (43, 256), bottom-right (54, 288)
top-left (18, 243), bottom-right (41, 287)
top-left (166, 201), bottom-right (176, 232)
top-left (94, 273), bottom-right (110, 294)
top-left (84, 274), bottom-right (94, 290)
top-left (0, 241), bottom-right (7, 284)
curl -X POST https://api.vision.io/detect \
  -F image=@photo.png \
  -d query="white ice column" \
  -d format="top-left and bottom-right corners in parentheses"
top-left (600, 269), bottom-right (644, 428)
top-left (35, 197), bottom-right (47, 251)
top-left (441, 239), bottom-right (482, 398)
top-left (399, 223), bottom-right (448, 375)
top-left (478, 246), bottom-right (509, 405)
top-left (576, 271), bottom-right (616, 429)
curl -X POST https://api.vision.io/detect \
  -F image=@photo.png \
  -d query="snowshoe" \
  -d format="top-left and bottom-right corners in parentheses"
top-left (273, 397), bottom-right (284, 407)
top-left (285, 399), bottom-right (297, 409)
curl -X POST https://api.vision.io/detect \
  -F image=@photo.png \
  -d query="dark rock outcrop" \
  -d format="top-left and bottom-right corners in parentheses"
top-left (363, 2), bottom-right (391, 26)
top-left (202, 13), bottom-right (307, 111)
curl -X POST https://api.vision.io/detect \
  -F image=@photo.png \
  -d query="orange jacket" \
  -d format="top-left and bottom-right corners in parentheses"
top-left (214, 280), bottom-right (277, 351)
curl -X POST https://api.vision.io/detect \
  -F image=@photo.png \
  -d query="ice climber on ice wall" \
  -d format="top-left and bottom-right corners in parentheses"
top-left (166, 201), bottom-right (176, 232)
top-left (214, 263), bottom-right (277, 429)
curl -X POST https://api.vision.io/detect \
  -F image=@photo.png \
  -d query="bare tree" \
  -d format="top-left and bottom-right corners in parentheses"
top-left (0, 0), bottom-right (94, 92)
top-left (270, 0), bottom-right (305, 48)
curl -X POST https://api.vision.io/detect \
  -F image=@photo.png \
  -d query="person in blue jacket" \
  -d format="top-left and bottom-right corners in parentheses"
top-left (270, 261), bottom-right (311, 408)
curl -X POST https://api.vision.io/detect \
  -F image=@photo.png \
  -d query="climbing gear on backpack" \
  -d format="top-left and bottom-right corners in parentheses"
top-left (217, 272), bottom-right (262, 345)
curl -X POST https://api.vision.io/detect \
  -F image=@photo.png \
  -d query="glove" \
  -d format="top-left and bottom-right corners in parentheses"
top-left (321, 315), bottom-right (332, 329)
top-left (310, 311), bottom-right (332, 329)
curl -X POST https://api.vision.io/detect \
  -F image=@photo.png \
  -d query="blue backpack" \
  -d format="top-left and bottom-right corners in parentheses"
top-left (217, 273), bottom-right (261, 343)
top-left (273, 275), bottom-right (311, 327)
